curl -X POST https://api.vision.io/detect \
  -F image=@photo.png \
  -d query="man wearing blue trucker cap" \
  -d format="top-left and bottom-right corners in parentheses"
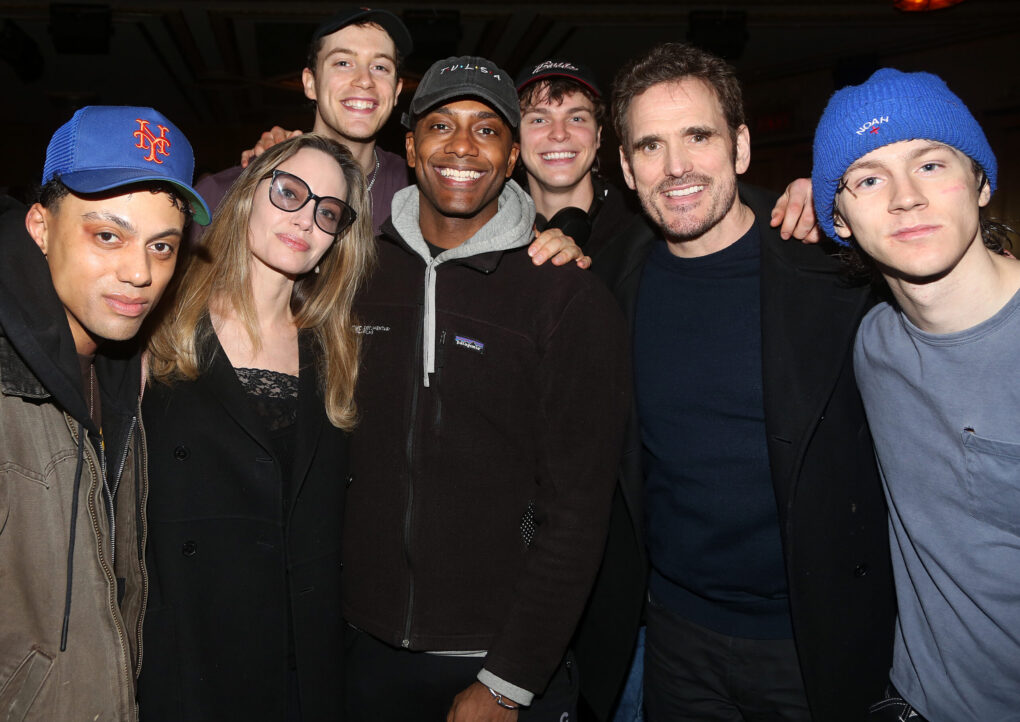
top-left (0, 105), bottom-right (208, 721)
top-left (813, 68), bottom-right (1020, 721)
top-left (342, 55), bottom-right (629, 721)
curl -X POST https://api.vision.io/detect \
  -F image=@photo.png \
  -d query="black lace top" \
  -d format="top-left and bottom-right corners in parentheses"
top-left (234, 367), bottom-right (300, 676)
top-left (235, 367), bottom-right (299, 504)
top-left (234, 367), bottom-right (299, 431)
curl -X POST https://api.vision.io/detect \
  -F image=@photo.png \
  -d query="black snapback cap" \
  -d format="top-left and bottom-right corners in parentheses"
top-left (312, 7), bottom-right (413, 57)
top-left (515, 59), bottom-right (602, 97)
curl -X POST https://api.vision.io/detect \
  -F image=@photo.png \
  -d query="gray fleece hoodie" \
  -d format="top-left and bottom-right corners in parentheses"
top-left (388, 179), bottom-right (536, 387)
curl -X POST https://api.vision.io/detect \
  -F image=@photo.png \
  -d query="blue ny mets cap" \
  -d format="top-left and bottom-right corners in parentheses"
top-left (42, 106), bottom-right (211, 225)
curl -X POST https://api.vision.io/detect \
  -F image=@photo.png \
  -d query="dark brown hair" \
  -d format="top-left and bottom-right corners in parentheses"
top-left (612, 42), bottom-right (744, 155)
top-left (519, 78), bottom-right (606, 131)
top-left (39, 177), bottom-right (191, 218)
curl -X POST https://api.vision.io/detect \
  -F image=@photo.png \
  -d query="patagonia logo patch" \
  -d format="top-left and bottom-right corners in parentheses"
top-left (454, 335), bottom-right (485, 353)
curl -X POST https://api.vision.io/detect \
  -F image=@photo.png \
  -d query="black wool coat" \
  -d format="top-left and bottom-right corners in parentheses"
top-left (138, 331), bottom-right (348, 720)
top-left (578, 184), bottom-right (896, 721)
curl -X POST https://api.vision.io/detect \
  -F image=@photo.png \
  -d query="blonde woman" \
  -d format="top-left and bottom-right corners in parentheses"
top-left (138, 134), bottom-right (374, 721)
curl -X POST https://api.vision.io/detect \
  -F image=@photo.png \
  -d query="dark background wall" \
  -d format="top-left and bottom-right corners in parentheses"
top-left (2, 0), bottom-right (1019, 222)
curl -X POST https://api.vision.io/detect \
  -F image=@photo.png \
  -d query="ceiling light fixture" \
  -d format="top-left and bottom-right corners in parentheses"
top-left (894, 0), bottom-right (967, 11)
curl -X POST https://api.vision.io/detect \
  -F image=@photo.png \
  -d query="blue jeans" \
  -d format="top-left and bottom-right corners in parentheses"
top-left (611, 626), bottom-right (645, 722)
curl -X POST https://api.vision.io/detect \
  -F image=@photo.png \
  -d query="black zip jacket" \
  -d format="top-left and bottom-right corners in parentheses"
top-left (343, 191), bottom-right (631, 696)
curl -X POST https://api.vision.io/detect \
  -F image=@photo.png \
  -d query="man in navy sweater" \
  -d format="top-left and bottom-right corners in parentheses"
top-left (604, 42), bottom-right (896, 721)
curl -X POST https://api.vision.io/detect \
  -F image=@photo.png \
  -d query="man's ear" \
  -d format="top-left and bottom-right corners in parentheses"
top-left (505, 142), bottom-right (520, 179)
top-left (978, 179), bottom-right (991, 208)
top-left (734, 124), bottom-right (751, 176)
top-left (595, 125), bottom-right (602, 152)
top-left (620, 146), bottom-right (636, 191)
top-left (833, 210), bottom-right (853, 240)
top-left (405, 131), bottom-right (417, 168)
top-left (302, 68), bottom-right (317, 103)
top-left (394, 77), bottom-right (404, 101)
top-left (25, 203), bottom-right (50, 254)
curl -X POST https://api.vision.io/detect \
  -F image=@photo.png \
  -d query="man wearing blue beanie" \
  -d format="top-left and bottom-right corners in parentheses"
top-left (812, 68), bottom-right (1020, 721)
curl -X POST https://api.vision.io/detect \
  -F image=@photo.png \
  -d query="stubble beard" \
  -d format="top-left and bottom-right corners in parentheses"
top-left (641, 172), bottom-right (738, 244)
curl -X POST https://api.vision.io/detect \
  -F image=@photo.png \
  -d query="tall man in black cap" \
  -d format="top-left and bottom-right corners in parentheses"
top-left (342, 56), bottom-right (630, 721)
top-left (196, 7), bottom-right (413, 234)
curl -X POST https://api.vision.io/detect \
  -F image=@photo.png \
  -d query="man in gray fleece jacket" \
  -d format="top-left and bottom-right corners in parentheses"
top-left (342, 56), bottom-right (631, 721)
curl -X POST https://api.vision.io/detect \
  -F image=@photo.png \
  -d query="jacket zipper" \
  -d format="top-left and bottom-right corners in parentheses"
top-left (95, 430), bottom-right (116, 568)
top-left (432, 330), bottom-right (445, 427)
top-left (134, 410), bottom-right (149, 676)
top-left (104, 419), bottom-right (134, 569)
top-left (401, 304), bottom-right (425, 647)
top-left (70, 418), bottom-right (133, 709)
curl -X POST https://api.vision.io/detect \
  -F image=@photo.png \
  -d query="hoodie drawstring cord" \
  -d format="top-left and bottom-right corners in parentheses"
top-left (60, 421), bottom-right (86, 651)
top-left (423, 260), bottom-right (439, 388)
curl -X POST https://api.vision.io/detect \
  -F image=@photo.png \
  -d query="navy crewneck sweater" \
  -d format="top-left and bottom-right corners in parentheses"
top-left (634, 222), bottom-right (792, 639)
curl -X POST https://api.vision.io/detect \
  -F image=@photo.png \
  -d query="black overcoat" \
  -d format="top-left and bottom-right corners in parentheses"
top-left (138, 331), bottom-right (348, 720)
top-left (577, 184), bottom-right (896, 721)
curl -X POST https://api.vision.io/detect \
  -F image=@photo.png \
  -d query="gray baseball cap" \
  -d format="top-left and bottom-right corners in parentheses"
top-left (402, 56), bottom-right (520, 130)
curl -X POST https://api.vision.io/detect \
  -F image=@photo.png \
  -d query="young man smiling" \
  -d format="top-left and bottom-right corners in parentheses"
top-left (812, 68), bottom-right (1020, 721)
top-left (0, 106), bottom-right (208, 721)
top-left (197, 6), bottom-right (412, 234)
top-left (515, 60), bottom-right (639, 272)
top-left (342, 56), bottom-right (630, 721)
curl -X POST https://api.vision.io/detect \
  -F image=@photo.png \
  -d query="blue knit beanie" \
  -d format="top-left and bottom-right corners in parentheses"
top-left (811, 68), bottom-right (996, 244)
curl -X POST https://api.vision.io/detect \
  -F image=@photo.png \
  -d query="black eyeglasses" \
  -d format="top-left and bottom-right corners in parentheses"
top-left (262, 169), bottom-right (357, 237)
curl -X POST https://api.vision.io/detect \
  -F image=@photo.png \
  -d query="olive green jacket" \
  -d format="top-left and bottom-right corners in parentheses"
top-left (0, 202), bottom-right (148, 722)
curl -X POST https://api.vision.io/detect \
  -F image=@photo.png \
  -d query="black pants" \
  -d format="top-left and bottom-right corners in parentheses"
top-left (644, 595), bottom-right (810, 722)
top-left (344, 625), bottom-right (579, 721)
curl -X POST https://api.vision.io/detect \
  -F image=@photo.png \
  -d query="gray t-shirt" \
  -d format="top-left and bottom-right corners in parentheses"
top-left (855, 290), bottom-right (1020, 722)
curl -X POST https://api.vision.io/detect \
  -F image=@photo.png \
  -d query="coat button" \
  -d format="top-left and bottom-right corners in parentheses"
top-left (345, 474), bottom-right (354, 488)
top-left (182, 540), bottom-right (198, 557)
top-left (854, 563), bottom-right (868, 578)
top-left (173, 445), bottom-right (189, 460)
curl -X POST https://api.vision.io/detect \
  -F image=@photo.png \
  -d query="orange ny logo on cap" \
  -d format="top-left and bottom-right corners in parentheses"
top-left (133, 118), bottom-right (171, 163)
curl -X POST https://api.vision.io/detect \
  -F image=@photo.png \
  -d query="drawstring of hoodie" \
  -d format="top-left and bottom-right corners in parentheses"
top-left (422, 259), bottom-right (440, 387)
top-left (60, 422), bottom-right (86, 651)
top-left (388, 181), bottom-right (537, 391)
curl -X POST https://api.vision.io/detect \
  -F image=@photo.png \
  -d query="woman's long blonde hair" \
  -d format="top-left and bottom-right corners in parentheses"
top-left (147, 134), bottom-right (376, 430)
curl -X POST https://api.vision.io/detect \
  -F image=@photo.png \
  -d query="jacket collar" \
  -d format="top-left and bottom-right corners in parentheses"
top-left (195, 324), bottom-right (325, 506)
top-left (380, 179), bottom-right (536, 387)
top-left (609, 183), bottom-right (871, 509)
top-left (0, 333), bottom-right (49, 399)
